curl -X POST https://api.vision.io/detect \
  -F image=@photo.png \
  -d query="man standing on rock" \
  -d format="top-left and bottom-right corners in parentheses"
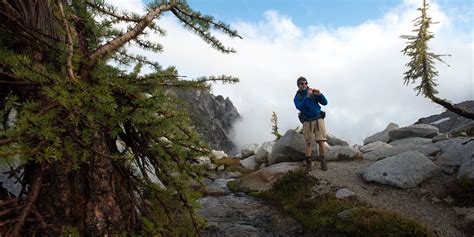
top-left (294, 76), bottom-right (328, 171)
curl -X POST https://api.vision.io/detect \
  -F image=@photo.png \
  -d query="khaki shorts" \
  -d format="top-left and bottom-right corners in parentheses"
top-left (303, 119), bottom-right (327, 143)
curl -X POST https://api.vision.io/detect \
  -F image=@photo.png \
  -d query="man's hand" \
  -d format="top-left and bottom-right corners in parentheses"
top-left (308, 88), bottom-right (321, 95)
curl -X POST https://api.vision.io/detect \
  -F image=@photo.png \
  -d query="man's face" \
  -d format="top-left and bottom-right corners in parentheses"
top-left (298, 81), bottom-right (308, 91)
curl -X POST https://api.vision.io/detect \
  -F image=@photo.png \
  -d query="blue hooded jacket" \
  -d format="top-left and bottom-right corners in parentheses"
top-left (294, 89), bottom-right (328, 122)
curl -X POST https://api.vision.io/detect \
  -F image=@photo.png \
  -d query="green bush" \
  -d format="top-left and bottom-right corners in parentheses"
top-left (257, 170), bottom-right (436, 236)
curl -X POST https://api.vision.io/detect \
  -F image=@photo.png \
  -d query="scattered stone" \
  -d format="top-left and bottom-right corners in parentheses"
top-left (217, 165), bottom-right (225, 171)
top-left (431, 197), bottom-right (441, 203)
top-left (362, 151), bottom-right (442, 189)
top-left (241, 144), bottom-right (260, 158)
top-left (211, 150), bottom-right (228, 160)
top-left (240, 155), bottom-right (260, 171)
top-left (443, 196), bottom-right (454, 205)
top-left (336, 188), bottom-right (357, 199)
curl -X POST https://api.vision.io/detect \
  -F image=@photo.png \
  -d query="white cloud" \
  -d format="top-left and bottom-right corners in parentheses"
top-left (111, 0), bottom-right (473, 148)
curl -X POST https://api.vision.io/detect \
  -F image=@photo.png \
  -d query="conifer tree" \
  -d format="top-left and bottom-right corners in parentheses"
top-left (0, 0), bottom-right (240, 235)
top-left (401, 0), bottom-right (474, 119)
top-left (271, 111), bottom-right (282, 141)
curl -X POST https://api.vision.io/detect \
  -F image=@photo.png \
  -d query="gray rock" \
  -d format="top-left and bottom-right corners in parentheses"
top-left (362, 151), bottom-right (442, 188)
top-left (255, 141), bottom-right (274, 163)
top-left (458, 158), bottom-right (474, 179)
top-left (327, 133), bottom-right (350, 146)
top-left (335, 188), bottom-right (357, 199)
top-left (389, 137), bottom-right (432, 147)
top-left (240, 155), bottom-right (260, 171)
top-left (388, 124), bottom-right (439, 142)
top-left (211, 150), bottom-right (228, 160)
top-left (326, 146), bottom-right (363, 161)
top-left (364, 122), bottom-right (399, 145)
top-left (363, 144), bottom-right (440, 161)
top-left (359, 141), bottom-right (392, 153)
top-left (0, 163), bottom-right (22, 197)
top-left (241, 143), bottom-right (260, 158)
top-left (434, 138), bottom-right (474, 174)
top-left (269, 130), bottom-right (317, 164)
top-left (432, 133), bottom-right (451, 143)
top-left (238, 162), bottom-right (303, 192)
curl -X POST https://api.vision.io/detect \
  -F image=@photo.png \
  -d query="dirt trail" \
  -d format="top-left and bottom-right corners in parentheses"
top-left (309, 160), bottom-right (466, 237)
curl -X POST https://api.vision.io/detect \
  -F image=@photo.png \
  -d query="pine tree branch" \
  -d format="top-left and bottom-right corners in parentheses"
top-left (86, 1), bottom-right (139, 23)
top-left (173, 5), bottom-right (242, 39)
top-left (89, 2), bottom-right (176, 64)
top-left (170, 8), bottom-right (236, 53)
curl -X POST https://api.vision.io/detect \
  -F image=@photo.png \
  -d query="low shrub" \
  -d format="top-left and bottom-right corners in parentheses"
top-left (447, 176), bottom-right (474, 207)
top-left (257, 170), bottom-right (436, 236)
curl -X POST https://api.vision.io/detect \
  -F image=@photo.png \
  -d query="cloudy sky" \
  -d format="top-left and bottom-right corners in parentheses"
top-left (112, 0), bottom-right (473, 147)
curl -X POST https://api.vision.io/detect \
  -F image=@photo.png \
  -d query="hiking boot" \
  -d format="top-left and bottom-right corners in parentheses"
top-left (320, 156), bottom-right (328, 171)
top-left (305, 158), bottom-right (312, 172)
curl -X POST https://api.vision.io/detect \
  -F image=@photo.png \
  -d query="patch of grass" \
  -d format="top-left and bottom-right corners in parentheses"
top-left (257, 170), bottom-right (436, 236)
top-left (447, 176), bottom-right (474, 207)
top-left (226, 180), bottom-right (240, 193)
top-left (214, 157), bottom-right (241, 167)
top-left (336, 153), bottom-right (363, 161)
top-left (337, 208), bottom-right (436, 237)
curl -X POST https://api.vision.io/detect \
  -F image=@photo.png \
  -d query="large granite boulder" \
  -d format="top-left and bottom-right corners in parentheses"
top-left (434, 138), bottom-right (474, 174)
top-left (363, 144), bottom-right (440, 161)
top-left (388, 124), bottom-right (439, 142)
top-left (389, 137), bottom-right (432, 147)
top-left (269, 130), bottom-right (317, 164)
top-left (363, 122), bottom-right (399, 145)
top-left (359, 141), bottom-right (392, 153)
top-left (240, 155), bottom-right (260, 171)
top-left (326, 146), bottom-right (363, 161)
top-left (362, 151), bottom-right (442, 188)
top-left (237, 162), bottom-right (303, 192)
top-left (255, 141), bottom-right (274, 163)
top-left (327, 133), bottom-right (349, 146)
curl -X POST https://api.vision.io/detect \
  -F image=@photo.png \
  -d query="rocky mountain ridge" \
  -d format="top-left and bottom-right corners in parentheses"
top-left (166, 87), bottom-right (241, 153)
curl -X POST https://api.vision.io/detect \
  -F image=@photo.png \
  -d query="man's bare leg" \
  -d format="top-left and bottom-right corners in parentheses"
top-left (305, 142), bottom-right (312, 171)
top-left (318, 141), bottom-right (327, 171)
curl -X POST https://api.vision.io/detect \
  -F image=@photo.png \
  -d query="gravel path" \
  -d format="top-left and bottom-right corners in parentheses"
top-left (308, 160), bottom-right (466, 237)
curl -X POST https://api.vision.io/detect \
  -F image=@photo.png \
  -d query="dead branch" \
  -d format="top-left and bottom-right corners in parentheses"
top-left (9, 165), bottom-right (44, 237)
top-left (56, 0), bottom-right (75, 80)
